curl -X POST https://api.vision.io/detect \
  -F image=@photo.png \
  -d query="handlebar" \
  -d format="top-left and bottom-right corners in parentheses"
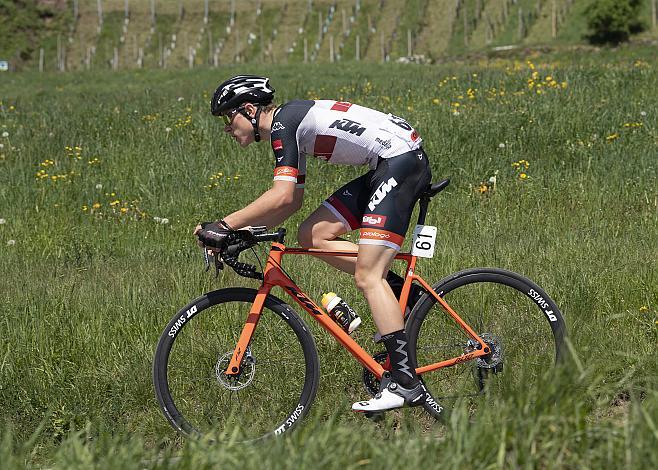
top-left (203, 227), bottom-right (287, 280)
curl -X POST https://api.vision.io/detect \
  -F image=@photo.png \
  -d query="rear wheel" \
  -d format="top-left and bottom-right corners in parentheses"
top-left (153, 288), bottom-right (320, 442)
top-left (407, 268), bottom-right (566, 419)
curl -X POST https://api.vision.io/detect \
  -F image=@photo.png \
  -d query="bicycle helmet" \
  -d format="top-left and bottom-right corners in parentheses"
top-left (211, 75), bottom-right (275, 116)
top-left (211, 75), bottom-right (275, 142)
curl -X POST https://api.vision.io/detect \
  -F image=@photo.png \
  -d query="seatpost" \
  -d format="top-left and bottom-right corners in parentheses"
top-left (417, 196), bottom-right (429, 225)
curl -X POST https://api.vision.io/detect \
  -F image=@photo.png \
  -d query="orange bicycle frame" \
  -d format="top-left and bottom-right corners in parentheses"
top-left (225, 243), bottom-right (491, 379)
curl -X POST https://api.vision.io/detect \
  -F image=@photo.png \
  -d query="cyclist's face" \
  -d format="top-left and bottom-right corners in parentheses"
top-left (223, 105), bottom-right (254, 147)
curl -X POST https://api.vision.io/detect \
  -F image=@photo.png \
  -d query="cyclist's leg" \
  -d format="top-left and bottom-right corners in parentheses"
top-left (351, 151), bottom-right (432, 412)
top-left (297, 205), bottom-right (358, 274)
top-left (297, 171), bottom-right (372, 274)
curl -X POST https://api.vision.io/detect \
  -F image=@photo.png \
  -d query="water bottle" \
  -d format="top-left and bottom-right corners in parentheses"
top-left (321, 292), bottom-right (361, 334)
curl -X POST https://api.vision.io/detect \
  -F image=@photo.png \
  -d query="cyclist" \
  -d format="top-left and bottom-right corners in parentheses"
top-left (196, 75), bottom-right (431, 412)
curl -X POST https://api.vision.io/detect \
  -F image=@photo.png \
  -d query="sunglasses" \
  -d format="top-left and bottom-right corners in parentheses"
top-left (222, 107), bottom-right (247, 125)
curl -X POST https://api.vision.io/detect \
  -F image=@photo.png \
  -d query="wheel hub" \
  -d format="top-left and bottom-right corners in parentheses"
top-left (215, 347), bottom-right (256, 391)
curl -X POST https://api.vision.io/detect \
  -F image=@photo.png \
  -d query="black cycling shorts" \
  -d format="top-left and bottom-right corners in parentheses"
top-left (322, 148), bottom-right (432, 251)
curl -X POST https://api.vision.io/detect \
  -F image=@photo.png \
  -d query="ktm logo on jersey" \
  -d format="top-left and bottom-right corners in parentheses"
top-left (329, 119), bottom-right (366, 136)
top-left (368, 178), bottom-right (398, 211)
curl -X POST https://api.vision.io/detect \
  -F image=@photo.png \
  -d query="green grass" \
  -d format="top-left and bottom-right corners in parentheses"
top-left (0, 46), bottom-right (657, 466)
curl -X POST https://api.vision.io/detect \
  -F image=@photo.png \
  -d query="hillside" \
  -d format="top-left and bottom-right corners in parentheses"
top-left (1, 0), bottom-right (657, 71)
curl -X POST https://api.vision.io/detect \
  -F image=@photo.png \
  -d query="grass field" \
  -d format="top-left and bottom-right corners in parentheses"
top-left (0, 45), bottom-right (657, 467)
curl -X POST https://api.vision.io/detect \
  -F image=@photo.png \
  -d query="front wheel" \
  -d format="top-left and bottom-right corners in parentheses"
top-left (407, 268), bottom-right (567, 419)
top-left (153, 288), bottom-right (320, 442)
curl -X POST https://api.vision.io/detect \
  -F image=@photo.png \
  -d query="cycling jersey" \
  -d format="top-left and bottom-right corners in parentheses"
top-left (270, 100), bottom-right (422, 188)
top-left (269, 99), bottom-right (429, 251)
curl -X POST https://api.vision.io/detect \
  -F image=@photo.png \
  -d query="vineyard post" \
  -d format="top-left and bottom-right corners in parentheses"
top-left (551, 0), bottom-right (557, 39)
top-left (329, 35), bottom-right (334, 62)
top-left (342, 9), bottom-right (346, 35)
top-left (518, 7), bottom-right (525, 40)
top-left (407, 29), bottom-right (412, 56)
top-left (304, 38), bottom-right (308, 62)
top-left (97, 0), bottom-right (103, 32)
top-left (356, 34), bottom-right (360, 61)
top-left (208, 30), bottom-right (212, 65)
top-left (463, 2), bottom-right (468, 46)
top-left (39, 48), bottom-right (44, 72)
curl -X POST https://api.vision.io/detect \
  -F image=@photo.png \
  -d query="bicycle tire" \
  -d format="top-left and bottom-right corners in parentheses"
top-left (406, 268), bottom-right (567, 420)
top-left (153, 287), bottom-right (320, 442)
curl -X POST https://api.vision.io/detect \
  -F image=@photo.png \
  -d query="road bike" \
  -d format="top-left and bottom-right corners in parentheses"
top-left (152, 179), bottom-right (567, 442)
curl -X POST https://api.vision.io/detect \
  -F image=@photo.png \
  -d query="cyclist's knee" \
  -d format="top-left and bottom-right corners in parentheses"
top-left (297, 222), bottom-right (315, 248)
top-left (354, 267), bottom-right (382, 294)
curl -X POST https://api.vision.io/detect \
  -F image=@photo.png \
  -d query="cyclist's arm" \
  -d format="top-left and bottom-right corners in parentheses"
top-left (222, 180), bottom-right (304, 230)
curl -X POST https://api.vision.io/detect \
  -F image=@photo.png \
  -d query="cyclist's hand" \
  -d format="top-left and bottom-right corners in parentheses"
top-left (196, 221), bottom-right (230, 249)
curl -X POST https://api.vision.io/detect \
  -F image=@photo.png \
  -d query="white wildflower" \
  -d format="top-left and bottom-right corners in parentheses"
top-left (153, 216), bottom-right (162, 223)
top-left (177, 97), bottom-right (184, 102)
top-left (7, 239), bottom-right (15, 246)
top-left (160, 218), bottom-right (169, 225)
top-left (498, 143), bottom-right (506, 149)
top-left (95, 183), bottom-right (103, 190)
top-left (0, 218), bottom-right (6, 225)
top-left (1, 131), bottom-right (8, 138)
top-left (165, 127), bottom-right (172, 133)
top-left (640, 111), bottom-right (647, 117)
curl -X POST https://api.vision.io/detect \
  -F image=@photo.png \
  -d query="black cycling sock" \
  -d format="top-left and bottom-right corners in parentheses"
top-left (382, 329), bottom-right (419, 388)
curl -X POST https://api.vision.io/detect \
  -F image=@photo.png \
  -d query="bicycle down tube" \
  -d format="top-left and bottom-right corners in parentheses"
top-left (225, 243), bottom-right (491, 379)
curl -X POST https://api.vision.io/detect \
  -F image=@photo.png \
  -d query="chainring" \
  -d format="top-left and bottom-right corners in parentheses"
top-left (362, 351), bottom-right (390, 397)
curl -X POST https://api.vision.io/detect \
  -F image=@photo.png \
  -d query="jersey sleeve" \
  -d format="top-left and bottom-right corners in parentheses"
top-left (271, 100), bottom-right (314, 189)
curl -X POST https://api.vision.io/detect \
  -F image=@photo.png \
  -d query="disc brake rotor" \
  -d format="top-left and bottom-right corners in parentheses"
top-left (215, 348), bottom-right (256, 391)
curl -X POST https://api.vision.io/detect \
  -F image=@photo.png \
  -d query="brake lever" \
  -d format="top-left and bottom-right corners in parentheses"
top-left (214, 254), bottom-right (224, 278)
top-left (203, 248), bottom-right (224, 276)
top-left (203, 248), bottom-right (210, 272)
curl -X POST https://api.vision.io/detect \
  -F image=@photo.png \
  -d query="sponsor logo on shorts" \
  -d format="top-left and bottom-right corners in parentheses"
top-left (361, 230), bottom-right (390, 239)
top-left (362, 214), bottom-right (387, 227)
top-left (368, 177), bottom-right (398, 211)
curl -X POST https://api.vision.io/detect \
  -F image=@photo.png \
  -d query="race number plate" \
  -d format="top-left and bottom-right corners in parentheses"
top-left (411, 225), bottom-right (437, 258)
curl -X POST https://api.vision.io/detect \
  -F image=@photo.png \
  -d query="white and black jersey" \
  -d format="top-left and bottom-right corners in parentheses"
top-left (270, 100), bottom-right (422, 188)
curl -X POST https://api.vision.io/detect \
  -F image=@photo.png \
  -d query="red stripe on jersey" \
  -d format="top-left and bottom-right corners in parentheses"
top-left (274, 166), bottom-right (298, 178)
top-left (331, 101), bottom-right (352, 112)
top-left (272, 139), bottom-right (283, 150)
top-left (327, 195), bottom-right (360, 230)
top-left (358, 228), bottom-right (404, 247)
top-left (313, 135), bottom-right (337, 161)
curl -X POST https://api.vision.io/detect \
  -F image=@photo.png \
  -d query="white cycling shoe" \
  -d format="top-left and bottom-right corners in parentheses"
top-left (352, 377), bottom-right (425, 413)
